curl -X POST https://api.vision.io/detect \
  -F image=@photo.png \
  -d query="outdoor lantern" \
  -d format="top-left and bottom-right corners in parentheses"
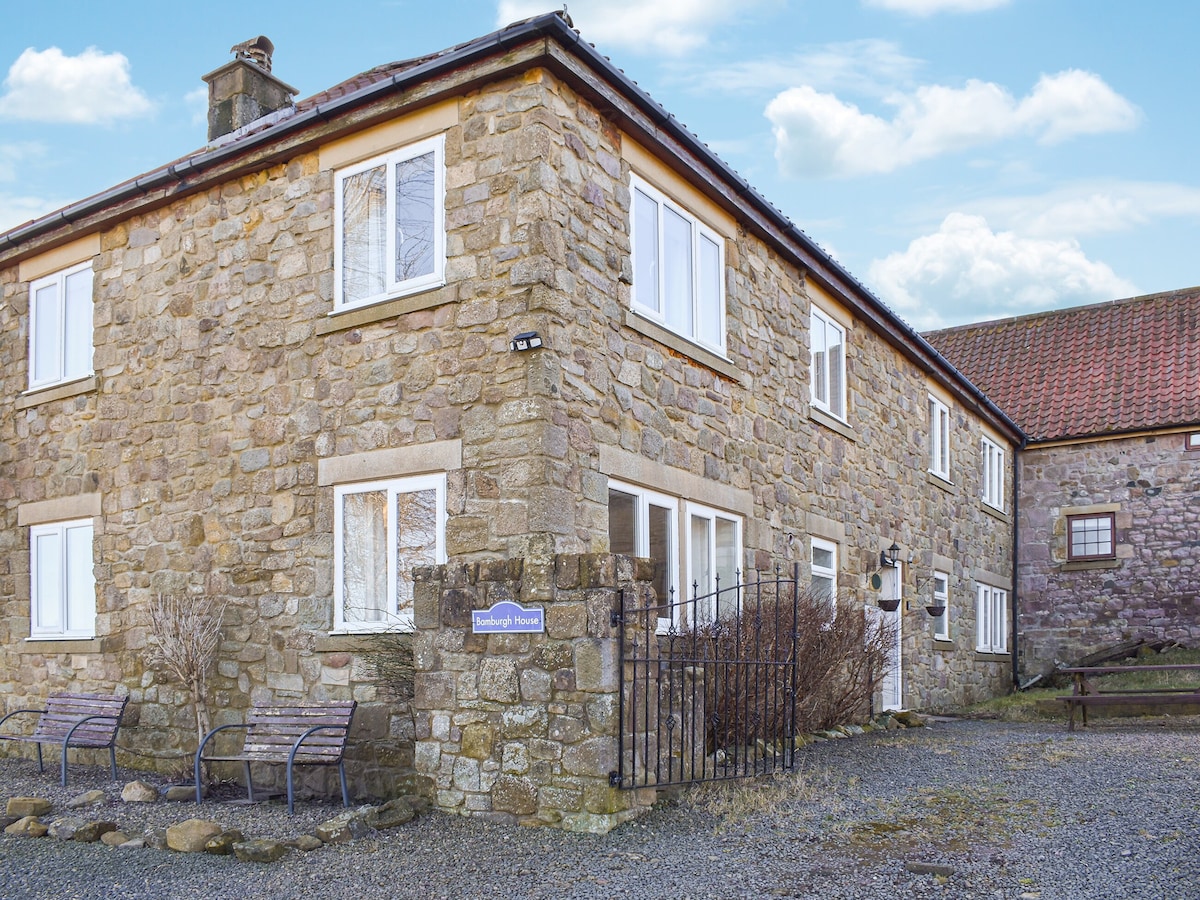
top-left (880, 542), bottom-right (900, 569)
top-left (510, 331), bottom-right (543, 352)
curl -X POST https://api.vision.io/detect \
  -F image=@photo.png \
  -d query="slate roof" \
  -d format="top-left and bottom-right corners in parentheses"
top-left (923, 288), bottom-right (1200, 443)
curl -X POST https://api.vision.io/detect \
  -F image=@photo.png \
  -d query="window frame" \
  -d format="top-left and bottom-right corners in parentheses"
top-left (932, 570), bottom-right (950, 641)
top-left (30, 518), bottom-right (96, 640)
top-left (28, 261), bottom-right (94, 392)
top-left (629, 174), bottom-right (727, 355)
top-left (684, 500), bottom-right (743, 624)
top-left (607, 480), bottom-right (679, 630)
top-left (1066, 512), bottom-right (1116, 562)
top-left (810, 537), bottom-right (839, 623)
top-left (928, 395), bottom-right (951, 481)
top-left (333, 473), bottom-right (446, 633)
top-left (981, 436), bottom-right (1004, 510)
top-left (975, 584), bottom-right (1008, 654)
top-left (810, 304), bottom-right (847, 420)
top-left (332, 134), bottom-right (446, 313)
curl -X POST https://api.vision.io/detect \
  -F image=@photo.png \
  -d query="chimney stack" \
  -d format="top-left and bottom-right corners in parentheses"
top-left (202, 36), bottom-right (297, 142)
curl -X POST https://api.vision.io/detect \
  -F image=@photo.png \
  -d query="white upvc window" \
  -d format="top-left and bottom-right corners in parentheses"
top-left (631, 175), bottom-right (726, 354)
top-left (334, 135), bottom-right (446, 312)
top-left (810, 305), bottom-right (846, 420)
top-left (981, 437), bottom-right (1004, 510)
top-left (932, 570), bottom-right (950, 641)
top-left (810, 538), bottom-right (838, 622)
top-left (334, 474), bottom-right (446, 632)
top-left (976, 584), bottom-right (1008, 654)
top-left (928, 395), bottom-right (951, 480)
top-left (685, 501), bottom-right (742, 624)
top-left (30, 519), bottom-right (96, 639)
top-left (29, 262), bottom-right (94, 391)
top-left (608, 481), bottom-right (679, 630)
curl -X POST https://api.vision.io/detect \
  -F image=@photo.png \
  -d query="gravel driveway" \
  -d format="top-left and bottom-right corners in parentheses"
top-left (2, 716), bottom-right (1198, 899)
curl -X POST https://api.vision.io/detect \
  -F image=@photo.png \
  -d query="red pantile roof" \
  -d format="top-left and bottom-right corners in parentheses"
top-left (924, 288), bottom-right (1200, 443)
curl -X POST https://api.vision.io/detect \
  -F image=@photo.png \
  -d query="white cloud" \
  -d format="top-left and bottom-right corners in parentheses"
top-left (863, 0), bottom-right (1011, 14)
top-left (0, 192), bottom-right (63, 233)
top-left (185, 86), bottom-right (208, 128)
top-left (0, 46), bottom-right (153, 124)
top-left (496, 0), bottom-right (763, 56)
top-left (976, 181), bottom-right (1200, 238)
top-left (767, 70), bottom-right (1138, 178)
top-left (867, 213), bottom-right (1137, 329)
top-left (694, 39), bottom-right (922, 97)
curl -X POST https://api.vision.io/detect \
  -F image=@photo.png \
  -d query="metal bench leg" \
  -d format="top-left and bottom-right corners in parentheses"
top-left (109, 745), bottom-right (118, 781)
top-left (339, 762), bottom-right (350, 809)
top-left (36, 744), bottom-right (44, 774)
top-left (60, 747), bottom-right (69, 787)
top-left (286, 760), bottom-right (296, 815)
top-left (243, 762), bottom-right (255, 802)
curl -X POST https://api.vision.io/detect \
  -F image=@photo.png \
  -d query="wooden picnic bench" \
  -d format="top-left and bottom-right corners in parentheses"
top-left (0, 692), bottom-right (129, 786)
top-left (1057, 664), bottom-right (1200, 731)
top-left (194, 700), bottom-right (357, 814)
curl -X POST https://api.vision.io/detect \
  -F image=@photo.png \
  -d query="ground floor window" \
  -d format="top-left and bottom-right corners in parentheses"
top-left (608, 481), bottom-right (742, 628)
top-left (334, 474), bottom-right (445, 631)
top-left (1067, 512), bottom-right (1115, 561)
top-left (976, 584), bottom-right (1008, 653)
top-left (932, 570), bottom-right (950, 640)
top-left (30, 519), bottom-right (95, 639)
top-left (810, 538), bottom-right (838, 622)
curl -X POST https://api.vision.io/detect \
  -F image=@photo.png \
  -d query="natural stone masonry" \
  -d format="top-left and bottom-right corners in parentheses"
top-left (412, 552), bottom-right (656, 832)
top-left (0, 44), bottom-right (1015, 813)
top-left (1017, 434), bottom-right (1200, 675)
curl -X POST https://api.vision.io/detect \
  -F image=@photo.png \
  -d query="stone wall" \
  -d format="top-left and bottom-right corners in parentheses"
top-left (0, 57), bottom-right (1016, 800)
top-left (411, 552), bottom-right (657, 832)
top-left (1017, 432), bottom-right (1200, 675)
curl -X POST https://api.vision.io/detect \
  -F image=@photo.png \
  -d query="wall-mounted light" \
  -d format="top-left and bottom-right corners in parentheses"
top-left (879, 542), bottom-right (900, 569)
top-left (510, 331), bottom-right (543, 352)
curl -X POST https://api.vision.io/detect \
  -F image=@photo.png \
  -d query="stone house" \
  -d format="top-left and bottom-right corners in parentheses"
top-left (926, 288), bottom-right (1200, 678)
top-left (0, 13), bottom-right (1021, 829)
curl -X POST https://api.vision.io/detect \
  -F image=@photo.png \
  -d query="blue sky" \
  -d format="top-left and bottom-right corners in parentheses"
top-left (1, 0), bottom-right (1196, 328)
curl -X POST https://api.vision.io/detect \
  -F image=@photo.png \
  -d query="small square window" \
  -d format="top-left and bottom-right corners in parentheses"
top-left (1187, 433), bottom-right (1200, 451)
top-left (1067, 513), bottom-right (1116, 561)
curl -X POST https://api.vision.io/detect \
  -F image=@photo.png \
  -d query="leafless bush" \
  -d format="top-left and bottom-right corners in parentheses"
top-left (358, 630), bottom-right (416, 701)
top-left (698, 586), bottom-right (896, 748)
top-left (146, 593), bottom-right (226, 752)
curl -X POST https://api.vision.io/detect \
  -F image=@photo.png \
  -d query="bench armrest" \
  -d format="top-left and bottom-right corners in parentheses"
top-left (0, 708), bottom-right (48, 733)
top-left (289, 724), bottom-right (351, 761)
top-left (194, 723), bottom-right (251, 804)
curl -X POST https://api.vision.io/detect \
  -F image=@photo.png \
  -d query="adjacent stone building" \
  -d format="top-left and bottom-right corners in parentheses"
top-left (926, 287), bottom-right (1200, 677)
top-left (0, 13), bottom-right (1021, 829)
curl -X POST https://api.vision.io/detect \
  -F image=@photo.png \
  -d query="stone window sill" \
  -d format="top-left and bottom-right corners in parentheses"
top-left (933, 639), bottom-right (954, 650)
top-left (22, 637), bottom-right (102, 653)
top-left (809, 407), bottom-right (860, 443)
top-left (317, 284), bottom-right (453, 336)
top-left (1061, 558), bottom-right (1120, 572)
top-left (927, 471), bottom-right (956, 494)
top-left (623, 311), bottom-right (745, 386)
top-left (17, 375), bottom-right (97, 410)
top-left (981, 502), bottom-right (1011, 524)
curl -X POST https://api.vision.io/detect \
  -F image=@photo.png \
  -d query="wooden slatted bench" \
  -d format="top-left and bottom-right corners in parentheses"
top-left (1057, 664), bottom-right (1200, 731)
top-left (0, 692), bottom-right (129, 786)
top-left (194, 700), bottom-right (357, 814)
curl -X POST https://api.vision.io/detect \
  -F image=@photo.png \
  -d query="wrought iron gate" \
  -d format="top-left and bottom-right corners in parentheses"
top-left (611, 564), bottom-right (801, 789)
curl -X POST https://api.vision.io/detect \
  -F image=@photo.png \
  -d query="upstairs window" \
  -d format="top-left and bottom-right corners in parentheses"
top-left (29, 262), bottom-right (93, 391)
top-left (1067, 513), bottom-right (1115, 561)
top-left (928, 396), bottom-right (950, 480)
top-left (631, 176), bottom-right (725, 353)
top-left (981, 437), bottom-right (1005, 510)
top-left (30, 519), bottom-right (95, 639)
top-left (810, 305), bottom-right (846, 420)
top-left (334, 135), bottom-right (445, 311)
top-left (334, 474), bottom-right (446, 631)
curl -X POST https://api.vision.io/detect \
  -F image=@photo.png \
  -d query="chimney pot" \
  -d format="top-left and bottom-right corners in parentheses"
top-left (201, 36), bottom-right (297, 142)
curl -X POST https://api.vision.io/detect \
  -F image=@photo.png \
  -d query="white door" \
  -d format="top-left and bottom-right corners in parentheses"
top-left (879, 562), bottom-right (903, 711)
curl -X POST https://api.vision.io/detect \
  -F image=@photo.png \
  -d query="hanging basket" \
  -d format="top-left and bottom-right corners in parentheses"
top-left (925, 605), bottom-right (946, 618)
top-left (878, 598), bottom-right (900, 612)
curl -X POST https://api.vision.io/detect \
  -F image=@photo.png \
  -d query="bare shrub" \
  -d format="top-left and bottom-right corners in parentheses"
top-left (146, 593), bottom-right (226, 753)
top-left (358, 629), bottom-right (416, 701)
top-left (699, 585), bottom-right (896, 749)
